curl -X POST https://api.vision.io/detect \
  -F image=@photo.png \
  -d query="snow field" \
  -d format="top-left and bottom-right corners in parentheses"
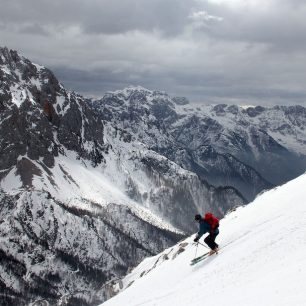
top-left (102, 173), bottom-right (306, 306)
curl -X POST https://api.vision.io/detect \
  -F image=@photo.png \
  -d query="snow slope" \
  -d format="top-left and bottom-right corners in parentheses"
top-left (101, 173), bottom-right (306, 306)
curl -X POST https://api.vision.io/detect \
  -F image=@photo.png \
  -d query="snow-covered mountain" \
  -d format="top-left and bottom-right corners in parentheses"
top-left (0, 48), bottom-right (245, 305)
top-left (0, 47), bottom-right (244, 220)
top-left (93, 86), bottom-right (306, 201)
top-left (101, 172), bottom-right (306, 306)
top-left (1, 46), bottom-right (306, 305)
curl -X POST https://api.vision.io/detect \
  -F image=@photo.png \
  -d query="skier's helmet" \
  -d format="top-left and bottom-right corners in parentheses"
top-left (194, 214), bottom-right (202, 221)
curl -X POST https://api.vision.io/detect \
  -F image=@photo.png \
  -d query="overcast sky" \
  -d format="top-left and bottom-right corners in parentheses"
top-left (1, 0), bottom-right (306, 105)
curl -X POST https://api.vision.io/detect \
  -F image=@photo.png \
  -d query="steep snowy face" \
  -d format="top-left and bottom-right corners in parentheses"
top-left (93, 88), bottom-right (306, 200)
top-left (102, 173), bottom-right (306, 306)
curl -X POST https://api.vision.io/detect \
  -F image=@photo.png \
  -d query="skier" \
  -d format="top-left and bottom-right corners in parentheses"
top-left (193, 213), bottom-right (219, 254)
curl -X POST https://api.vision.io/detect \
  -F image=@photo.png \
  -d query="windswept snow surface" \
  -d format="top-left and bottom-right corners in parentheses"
top-left (102, 173), bottom-right (306, 306)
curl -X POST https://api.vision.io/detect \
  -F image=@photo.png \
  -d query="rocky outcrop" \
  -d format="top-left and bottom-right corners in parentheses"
top-left (0, 46), bottom-right (107, 187)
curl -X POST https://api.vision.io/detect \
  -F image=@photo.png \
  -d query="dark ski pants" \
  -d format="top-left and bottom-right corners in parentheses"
top-left (204, 232), bottom-right (219, 250)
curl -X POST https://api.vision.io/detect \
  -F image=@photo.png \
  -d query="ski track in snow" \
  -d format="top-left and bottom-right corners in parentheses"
top-left (101, 173), bottom-right (306, 306)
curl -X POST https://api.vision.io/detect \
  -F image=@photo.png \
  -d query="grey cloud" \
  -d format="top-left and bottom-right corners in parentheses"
top-left (51, 58), bottom-right (306, 106)
top-left (82, 0), bottom-right (193, 36)
top-left (18, 23), bottom-right (50, 36)
top-left (1, 0), bottom-right (306, 106)
top-left (199, 2), bottom-right (306, 53)
top-left (2, 0), bottom-right (306, 47)
top-left (52, 67), bottom-right (127, 97)
top-left (0, 0), bottom-right (200, 36)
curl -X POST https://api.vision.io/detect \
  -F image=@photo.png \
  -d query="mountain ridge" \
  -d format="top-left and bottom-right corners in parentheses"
top-left (93, 86), bottom-right (306, 200)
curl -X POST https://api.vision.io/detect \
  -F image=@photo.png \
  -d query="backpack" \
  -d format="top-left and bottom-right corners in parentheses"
top-left (204, 213), bottom-right (219, 230)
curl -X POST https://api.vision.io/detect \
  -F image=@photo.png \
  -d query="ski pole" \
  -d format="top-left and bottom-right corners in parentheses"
top-left (197, 241), bottom-right (209, 249)
top-left (194, 242), bottom-right (199, 259)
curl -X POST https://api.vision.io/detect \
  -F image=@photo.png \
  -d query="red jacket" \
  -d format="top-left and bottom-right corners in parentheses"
top-left (204, 213), bottom-right (219, 231)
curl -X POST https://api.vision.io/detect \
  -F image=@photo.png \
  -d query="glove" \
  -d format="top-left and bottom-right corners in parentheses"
top-left (194, 236), bottom-right (199, 242)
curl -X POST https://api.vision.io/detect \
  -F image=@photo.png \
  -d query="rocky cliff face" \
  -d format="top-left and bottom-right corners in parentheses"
top-left (0, 47), bottom-right (106, 183)
top-left (0, 47), bottom-right (246, 305)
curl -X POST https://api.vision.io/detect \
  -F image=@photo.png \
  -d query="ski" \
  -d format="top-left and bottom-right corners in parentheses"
top-left (190, 251), bottom-right (210, 265)
top-left (190, 249), bottom-right (219, 265)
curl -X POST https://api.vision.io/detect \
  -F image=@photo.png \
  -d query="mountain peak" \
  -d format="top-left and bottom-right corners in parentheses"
top-left (0, 46), bottom-right (10, 58)
top-left (0, 46), bottom-right (29, 69)
top-left (105, 85), bottom-right (170, 101)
